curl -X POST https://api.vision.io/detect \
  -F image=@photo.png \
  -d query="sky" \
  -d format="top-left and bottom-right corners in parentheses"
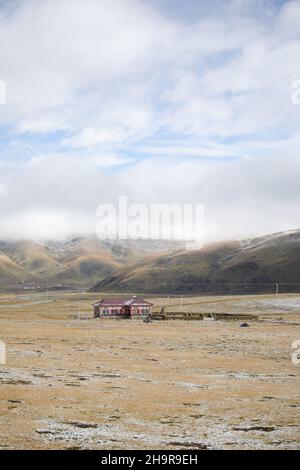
top-left (0, 0), bottom-right (300, 241)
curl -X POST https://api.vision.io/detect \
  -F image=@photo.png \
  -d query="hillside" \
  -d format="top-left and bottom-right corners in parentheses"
top-left (1, 230), bottom-right (300, 294)
top-left (0, 237), bottom-right (183, 291)
top-left (0, 253), bottom-right (30, 285)
top-left (90, 230), bottom-right (300, 294)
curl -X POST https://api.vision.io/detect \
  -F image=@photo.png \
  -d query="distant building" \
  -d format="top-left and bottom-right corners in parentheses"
top-left (93, 296), bottom-right (153, 319)
top-left (21, 281), bottom-right (41, 290)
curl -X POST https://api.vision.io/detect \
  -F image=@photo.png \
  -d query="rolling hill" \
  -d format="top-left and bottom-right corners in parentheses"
top-left (1, 230), bottom-right (300, 294)
top-left (0, 236), bottom-right (183, 291)
top-left (90, 230), bottom-right (300, 295)
top-left (0, 253), bottom-right (29, 285)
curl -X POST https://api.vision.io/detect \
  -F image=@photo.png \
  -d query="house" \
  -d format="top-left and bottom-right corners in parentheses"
top-left (93, 296), bottom-right (153, 319)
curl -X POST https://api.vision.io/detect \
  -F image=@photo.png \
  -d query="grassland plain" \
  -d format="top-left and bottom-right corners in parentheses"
top-left (0, 291), bottom-right (299, 450)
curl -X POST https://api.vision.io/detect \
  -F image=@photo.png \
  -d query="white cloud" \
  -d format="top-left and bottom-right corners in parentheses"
top-left (0, 0), bottom-right (300, 240)
top-left (276, 0), bottom-right (300, 38)
top-left (0, 211), bottom-right (71, 240)
top-left (0, 0), bottom-right (175, 136)
top-left (0, 147), bottom-right (300, 241)
top-left (0, 0), bottom-right (298, 142)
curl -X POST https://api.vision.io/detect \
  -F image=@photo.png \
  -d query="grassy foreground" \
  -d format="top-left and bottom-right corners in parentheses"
top-left (0, 291), bottom-right (299, 449)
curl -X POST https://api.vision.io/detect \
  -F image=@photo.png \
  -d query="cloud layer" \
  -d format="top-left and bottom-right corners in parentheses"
top-left (0, 0), bottom-right (299, 241)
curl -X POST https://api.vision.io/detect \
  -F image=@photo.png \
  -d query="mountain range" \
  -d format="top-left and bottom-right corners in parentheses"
top-left (1, 230), bottom-right (300, 294)
top-left (91, 230), bottom-right (300, 295)
top-left (0, 236), bottom-right (182, 291)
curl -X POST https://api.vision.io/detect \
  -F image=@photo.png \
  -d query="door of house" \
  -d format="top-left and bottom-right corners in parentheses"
top-left (124, 306), bottom-right (131, 318)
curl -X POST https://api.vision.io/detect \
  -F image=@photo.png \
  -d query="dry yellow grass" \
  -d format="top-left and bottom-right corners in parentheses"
top-left (0, 292), bottom-right (299, 449)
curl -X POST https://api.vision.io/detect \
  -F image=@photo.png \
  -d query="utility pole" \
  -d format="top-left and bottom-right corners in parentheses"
top-left (275, 283), bottom-right (279, 295)
top-left (179, 294), bottom-right (183, 310)
top-left (78, 293), bottom-right (81, 320)
top-left (44, 279), bottom-right (49, 316)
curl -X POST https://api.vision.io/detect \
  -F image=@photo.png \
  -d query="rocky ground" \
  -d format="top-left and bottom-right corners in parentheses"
top-left (0, 292), bottom-right (299, 449)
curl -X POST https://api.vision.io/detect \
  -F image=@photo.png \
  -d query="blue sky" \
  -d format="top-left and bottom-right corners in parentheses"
top-left (0, 0), bottom-right (299, 240)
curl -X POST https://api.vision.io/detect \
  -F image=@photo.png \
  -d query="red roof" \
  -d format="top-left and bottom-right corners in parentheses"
top-left (94, 297), bottom-right (153, 307)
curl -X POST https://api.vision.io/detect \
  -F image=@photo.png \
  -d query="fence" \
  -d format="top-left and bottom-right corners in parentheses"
top-left (151, 311), bottom-right (259, 321)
